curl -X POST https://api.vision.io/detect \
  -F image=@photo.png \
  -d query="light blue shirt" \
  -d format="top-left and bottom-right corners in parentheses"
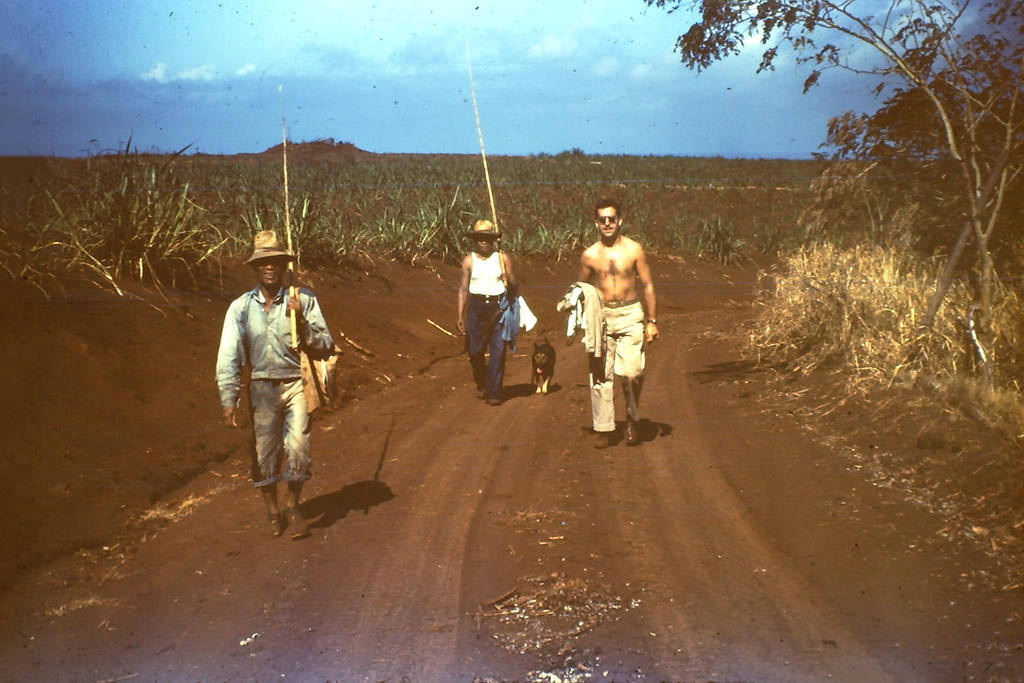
top-left (216, 285), bottom-right (334, 409)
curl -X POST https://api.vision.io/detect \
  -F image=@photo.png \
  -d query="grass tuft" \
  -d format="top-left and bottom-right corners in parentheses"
top-left (34, 148), bottom-right (226, 295)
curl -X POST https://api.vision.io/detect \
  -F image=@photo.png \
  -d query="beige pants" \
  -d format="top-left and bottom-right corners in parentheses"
top-left (589, 302), bottom-right (645, 432)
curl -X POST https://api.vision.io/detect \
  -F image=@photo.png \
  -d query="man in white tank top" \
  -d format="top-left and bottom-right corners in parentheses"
top-left (457, 220), bottom-right (518, 405)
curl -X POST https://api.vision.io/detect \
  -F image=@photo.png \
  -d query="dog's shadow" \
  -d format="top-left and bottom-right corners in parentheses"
top-left (636, 418), bottom-right (672, 443)
top-left (505, 382), bottom-right (563, 399)
top-left (301, 480), bottom-right (395, 530)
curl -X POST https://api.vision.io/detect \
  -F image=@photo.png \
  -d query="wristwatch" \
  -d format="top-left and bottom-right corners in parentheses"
top-left (646, 319), bottom-right (657, 324)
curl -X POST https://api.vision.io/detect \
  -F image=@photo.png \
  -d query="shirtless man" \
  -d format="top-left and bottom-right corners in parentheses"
top-left (578, 199), bottom-right (659, 447)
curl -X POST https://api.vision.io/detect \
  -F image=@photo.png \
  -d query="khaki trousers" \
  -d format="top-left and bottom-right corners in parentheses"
top-left (589, 302), bottom-right (645, 432)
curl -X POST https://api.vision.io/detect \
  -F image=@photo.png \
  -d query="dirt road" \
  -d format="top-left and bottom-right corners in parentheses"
top-left (1, 260), bottom-right (1022, 682)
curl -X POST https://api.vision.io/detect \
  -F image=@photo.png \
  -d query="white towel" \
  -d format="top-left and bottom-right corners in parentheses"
top-left (518, 296), bottom-right (538, 332)
top-left (556, 282), bottom-right (605, 357)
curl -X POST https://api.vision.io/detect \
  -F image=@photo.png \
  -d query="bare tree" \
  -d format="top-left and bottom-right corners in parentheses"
top-left (647, 0), bottom-right (1023, 327)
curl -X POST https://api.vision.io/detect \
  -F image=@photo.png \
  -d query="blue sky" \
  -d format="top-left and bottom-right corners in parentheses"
top-left (0, 0), bottom-right (879, 158)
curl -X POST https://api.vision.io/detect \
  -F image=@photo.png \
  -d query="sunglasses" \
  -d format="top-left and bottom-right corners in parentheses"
top-left (595, 215), bottom-right (619, 225)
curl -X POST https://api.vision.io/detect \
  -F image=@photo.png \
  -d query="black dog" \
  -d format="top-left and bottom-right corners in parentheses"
top-left (531, 339), bottom-right (556, 395)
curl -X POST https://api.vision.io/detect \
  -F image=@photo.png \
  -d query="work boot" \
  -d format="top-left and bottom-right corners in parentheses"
top-left (594, 431), bottom-right (616, 449)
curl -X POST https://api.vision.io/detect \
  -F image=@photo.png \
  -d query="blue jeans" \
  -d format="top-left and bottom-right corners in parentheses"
top-left (466, 295), bottom-right (506, 400)
top-left (248, 377), bottom-right (311, 487)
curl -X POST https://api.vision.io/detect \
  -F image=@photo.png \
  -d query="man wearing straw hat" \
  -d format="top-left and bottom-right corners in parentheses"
top-left (216, 230), bottom-right (335, 538)
top-left (457, 219), bottom-right (518, 406)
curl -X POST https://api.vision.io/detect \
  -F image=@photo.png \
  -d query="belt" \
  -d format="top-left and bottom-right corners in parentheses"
top-left (254, 376), bottom-right (299, 385)
top-left (603, 298), bottom-right (639, 309)
top-left (471, 293), bottom-right (503, 303)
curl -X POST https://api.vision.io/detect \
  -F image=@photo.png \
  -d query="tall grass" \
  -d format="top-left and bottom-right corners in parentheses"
top-left (0, 147), bottom-right (821, 295)
top-left (666, 217), bottom-right (748, 265)
top-left (751, 241), bottom-right (1024, 436)
top-left (14, 149), bottom-right (226, 295)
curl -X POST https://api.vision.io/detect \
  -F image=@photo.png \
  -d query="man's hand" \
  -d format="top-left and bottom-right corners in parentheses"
top-left (644, 321), bottom-right (660, 343)
top-left (456, 317), bottom-right (466, 335)
top-left (222, 405), bottom-right (239, 428)
top-left (287, 294), bottom-right (304, 322)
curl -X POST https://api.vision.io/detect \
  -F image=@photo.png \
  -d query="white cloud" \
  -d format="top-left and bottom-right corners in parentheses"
top-left (528, 34), bottom-right (577, 59)
top-left (630, 63), bottom-right (653, 80)
top-left (178, 64), bottom-right (217, 81)
top-left (140, 62), bottom-right (223, 83)
top-left (141, 62), bottom-right (168, 82)
top-left (236, 63), bottom-right (257, 77)
top-left (592, 56), bottom-right (619, 78)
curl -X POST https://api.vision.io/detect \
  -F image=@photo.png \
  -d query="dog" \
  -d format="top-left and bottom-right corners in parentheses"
top-left (531, 338), bottom-right (556, 395)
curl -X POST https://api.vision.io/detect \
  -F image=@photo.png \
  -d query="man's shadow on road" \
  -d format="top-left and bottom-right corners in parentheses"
top-left (302, 415), bottom-right (397, 530)
top-left (582, 418), bottom-right (672, 446)
top-left (302, 480), bottom-right (395, 530)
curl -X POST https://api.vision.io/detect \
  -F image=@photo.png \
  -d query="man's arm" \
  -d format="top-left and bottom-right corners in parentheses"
top-left (577, 249), bottom-right (595, 284)
top-left (635, 246), bottom-right (659, 342)
top-left (500, 251), bottom-right (517, 287)
top-left (456, 254), bottom-right (472, 334)
top-left (215, 299), bottom-right (246, 427)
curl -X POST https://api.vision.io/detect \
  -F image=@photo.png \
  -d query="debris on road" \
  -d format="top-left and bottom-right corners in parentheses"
top-left (238, 632), bottom-right (261, 647)
top-left (478, 573), bottom-right (634, 655)
top-left (427, 318), bottom-right (456, 337)
top-left (335, 329), bottom-right (374, 356)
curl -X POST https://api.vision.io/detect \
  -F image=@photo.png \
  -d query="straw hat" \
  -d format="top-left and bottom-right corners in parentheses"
top-left (464, 219), bottom-right (501, 239)
top-left (246, 230), bottom-right (295, 264)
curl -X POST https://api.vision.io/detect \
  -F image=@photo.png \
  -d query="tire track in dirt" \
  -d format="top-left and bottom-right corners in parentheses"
top-left (450, 354), bottom-right (603, 678)
top-left (580, 311), bottom-right (901, 681)
top-left (440, 312), bottom-right (905, 681)
top-left (0, 354), bottom-right (523, 681)
top-left (248, 359), bottom-right (553, 680)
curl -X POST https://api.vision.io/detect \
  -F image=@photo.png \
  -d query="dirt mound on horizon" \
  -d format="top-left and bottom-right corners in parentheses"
top-left (256, 138), bottom-right (373, 162)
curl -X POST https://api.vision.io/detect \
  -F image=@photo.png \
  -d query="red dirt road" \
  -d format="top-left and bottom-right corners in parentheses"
top-left (1, 258), bottom-right (1022, 681)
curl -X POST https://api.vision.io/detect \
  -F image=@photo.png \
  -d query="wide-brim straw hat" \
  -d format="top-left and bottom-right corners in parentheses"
top-left (246, 230), bottom-right (296, 264)
top-left (464, 219), bottom-right (501, 239)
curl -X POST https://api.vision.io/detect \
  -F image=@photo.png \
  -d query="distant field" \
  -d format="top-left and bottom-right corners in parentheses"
top-left (0, 148), bottom-right (826, 294)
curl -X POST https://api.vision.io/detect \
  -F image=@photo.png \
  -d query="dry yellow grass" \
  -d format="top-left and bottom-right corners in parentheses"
top-left (751, 241), bottom-right (1024, 438)
top-left (139, 489), bottom-right (223, 524)
top-left (44, 595), bottom-right (108, 617)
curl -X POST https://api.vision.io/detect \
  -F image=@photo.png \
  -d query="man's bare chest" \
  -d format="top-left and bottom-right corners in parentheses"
top-left (596, 246), bottom-right (636, 278)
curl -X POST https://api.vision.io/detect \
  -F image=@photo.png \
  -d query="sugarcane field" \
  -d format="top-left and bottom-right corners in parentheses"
top-left (1, 141), bottom-right (1023, 683)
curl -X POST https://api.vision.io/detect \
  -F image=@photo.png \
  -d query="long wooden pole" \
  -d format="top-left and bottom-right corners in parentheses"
top-left (465, 41), bottom-right (506, 282)
top-left (279, 84), bottom-right (299, 350)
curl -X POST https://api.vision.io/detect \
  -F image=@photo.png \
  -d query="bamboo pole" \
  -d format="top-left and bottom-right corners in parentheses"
top-left (279, 85), bottom-right (299, 350)
top-left (465, 41), bottom-right (499, 231)
top-left (465, 41), bottom-right (506, 283)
